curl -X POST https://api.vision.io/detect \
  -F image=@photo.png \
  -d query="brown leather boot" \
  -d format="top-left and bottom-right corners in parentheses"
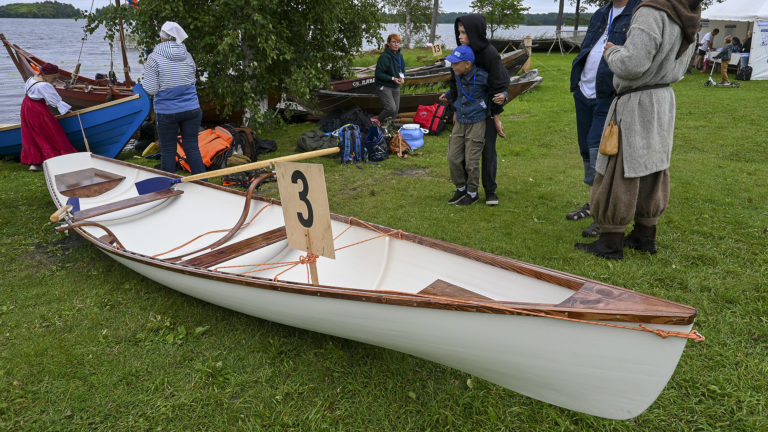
top-left (575, 232), bottom-right (624, 260)
top-left (624, 224), bottom-right (657, 254)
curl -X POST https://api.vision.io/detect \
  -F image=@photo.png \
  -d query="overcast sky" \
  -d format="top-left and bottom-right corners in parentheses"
top-left (0, 0), bottom-right (595, 14)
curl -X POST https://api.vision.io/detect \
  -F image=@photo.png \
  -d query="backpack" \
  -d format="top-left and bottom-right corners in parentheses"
top-left (389, 131), bottom-right (412, 158)
top-left (296, 129), bottom-right (338, 152)
top-left (337, 124), bottom-right (366, 167)
top-left (222, 124), bottom-right (277, 161)
top-left (176, 126), bottom-right (233, 172)
top-left (364, 126), bottom-right (388, 162)
top-left (414, 103), bottom-right (452, 136)
top-left (736, 65), bottom-right (752, 81)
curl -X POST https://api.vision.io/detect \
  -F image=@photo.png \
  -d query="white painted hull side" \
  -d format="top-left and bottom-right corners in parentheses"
top-left (109, 252), bottom-right (691, 420)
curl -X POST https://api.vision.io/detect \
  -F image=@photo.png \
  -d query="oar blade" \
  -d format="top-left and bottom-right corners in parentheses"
top-left (135, 176), bottom-right (179, 195)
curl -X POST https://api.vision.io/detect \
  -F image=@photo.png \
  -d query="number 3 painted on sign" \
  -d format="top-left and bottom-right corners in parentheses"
top-left (291, 170), bottom-right (314, 228)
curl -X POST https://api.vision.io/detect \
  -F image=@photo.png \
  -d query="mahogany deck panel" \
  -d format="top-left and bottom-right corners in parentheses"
top-left (183, 226), bottom-right (288, 268)
top-left (72, 189), bottom-right (184, 221)
top-left (55, 168), bottom-right (126, 198)
top-left (419, 279), bottom-right (493, 301)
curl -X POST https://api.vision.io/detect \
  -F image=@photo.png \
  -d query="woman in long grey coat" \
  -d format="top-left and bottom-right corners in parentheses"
top-left (576, 0), bottom-right (704, 260)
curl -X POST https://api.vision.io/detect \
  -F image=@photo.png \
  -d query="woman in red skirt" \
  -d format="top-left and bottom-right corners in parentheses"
top-left (20, 63), bottom-right (76, 171)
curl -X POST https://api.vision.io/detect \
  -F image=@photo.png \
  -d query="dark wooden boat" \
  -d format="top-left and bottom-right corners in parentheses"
top-left (1, 33), bottom-right (242, 124)
top-left (315, 69), bottom-right (543, 114)
top-left (330, 49), bottom-right (529, 94)
top-left (1, 33), bottom-right (135, 109)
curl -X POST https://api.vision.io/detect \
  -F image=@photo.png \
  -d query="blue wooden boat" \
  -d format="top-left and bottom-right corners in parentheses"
top-left (0, 84), bottom-right (150, 159)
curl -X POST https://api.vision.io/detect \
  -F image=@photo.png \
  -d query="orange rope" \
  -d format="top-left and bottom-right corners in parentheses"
top-left (152, 203), bottom-right (272, 258)
top-left (201, 217), bottom-right (705, 342)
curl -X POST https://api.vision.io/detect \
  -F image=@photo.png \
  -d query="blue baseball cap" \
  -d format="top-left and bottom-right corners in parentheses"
top-left (446, 45), bottom-right (475, 63)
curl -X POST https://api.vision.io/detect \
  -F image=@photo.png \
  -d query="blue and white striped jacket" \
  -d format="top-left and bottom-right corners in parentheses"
top-left (142, 41), bottom-right (199, 114)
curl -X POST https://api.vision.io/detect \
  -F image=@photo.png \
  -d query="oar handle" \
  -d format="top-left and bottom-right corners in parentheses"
top-left (50, 205), bottom-right (73, 222)
top-left (180, 147), bottom-right (340, 183)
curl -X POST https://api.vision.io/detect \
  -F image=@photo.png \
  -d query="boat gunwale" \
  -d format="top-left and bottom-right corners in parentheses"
top-left (46, 154), bottom-right (697, 326)
top-left (0, 89), bottom-right (143, 133)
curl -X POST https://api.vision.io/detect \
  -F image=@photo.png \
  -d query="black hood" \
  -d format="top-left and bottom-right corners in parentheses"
top-left (454, 14), bottom-right (490, 52)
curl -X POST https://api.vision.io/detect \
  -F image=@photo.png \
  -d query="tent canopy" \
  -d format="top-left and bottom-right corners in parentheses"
top-left (702, 0), bottom-right (768, 22)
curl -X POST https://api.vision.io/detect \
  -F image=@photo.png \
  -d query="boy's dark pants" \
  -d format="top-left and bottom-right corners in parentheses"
top-left (481, 116), bottom-right (498, 195)
top-left (448, 121), bottom-right (486, 194)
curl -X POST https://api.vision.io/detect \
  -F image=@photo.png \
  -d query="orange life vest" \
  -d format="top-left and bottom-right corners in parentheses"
top-left (176, 126), bottom-right (233, 172)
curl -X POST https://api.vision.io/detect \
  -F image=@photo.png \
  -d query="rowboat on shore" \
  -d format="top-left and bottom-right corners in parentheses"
top-left (1, 33), bottom-right (242, 124)
top-left (329, 49), bottom-right (529, 93)
top-left (0, 84), bottom-right (150, 158)
top-left (316, 69), bottom-right (543, 114)
top-left (44, 152), bottom-right (702, 420)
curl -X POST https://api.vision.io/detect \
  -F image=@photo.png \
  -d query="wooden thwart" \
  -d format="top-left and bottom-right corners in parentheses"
top-left (419, 279), bottom-right (493, 301)
top-left (183, 226), bottom-right (288, 268)
top-left (71, 189), bottom-right (184, 221)
top-left (54, 168), bottom-right (125, 198)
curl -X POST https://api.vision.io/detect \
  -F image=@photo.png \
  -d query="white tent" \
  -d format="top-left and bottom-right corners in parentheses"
top-left (702, 0), bottom-right (768, 80)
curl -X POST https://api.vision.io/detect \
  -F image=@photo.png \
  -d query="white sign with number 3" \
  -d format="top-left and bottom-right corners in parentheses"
top-left (275, 162), bottom-right (335, 260)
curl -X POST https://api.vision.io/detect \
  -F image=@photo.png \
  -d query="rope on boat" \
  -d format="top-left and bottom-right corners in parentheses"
top-left (212, 217), bottom-right (704, 342)
top-left (151, 202), bottom-right (274, 258)
top-left (153, 201), bottom-right (703, 342)
top-left (212, 217), bottom-right (404, 282)
top-left (71, 0), bottom-right (96, 85)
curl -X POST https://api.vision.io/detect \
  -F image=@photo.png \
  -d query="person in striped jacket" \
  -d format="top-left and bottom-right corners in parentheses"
top-left (142, 21), bottom-right (205, 174)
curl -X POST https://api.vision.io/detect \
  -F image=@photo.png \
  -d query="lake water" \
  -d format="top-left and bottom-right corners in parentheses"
top-left (0, 19), bottom-right (556, 125)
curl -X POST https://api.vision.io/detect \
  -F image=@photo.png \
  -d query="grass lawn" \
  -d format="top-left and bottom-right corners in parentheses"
top-left (1, 53), bottom-right (766, 431)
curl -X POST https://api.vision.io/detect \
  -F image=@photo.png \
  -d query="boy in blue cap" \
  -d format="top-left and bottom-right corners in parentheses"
top-left (444, 45), bottom-right (506, 206)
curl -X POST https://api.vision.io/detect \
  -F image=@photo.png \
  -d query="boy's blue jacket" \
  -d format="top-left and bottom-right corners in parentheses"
top-left (570, 0), bottom-right (641, 99)
top-left (446, 65), bottom-right (501, 124)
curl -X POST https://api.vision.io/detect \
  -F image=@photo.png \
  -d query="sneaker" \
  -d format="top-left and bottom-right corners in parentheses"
top-left (485, 192), bottom-right (499, 206)
top-left (456, 193), bottom-right (479, 206)
top-left (448, 189), bottom-right (466, 204)
top-left (28, 164), bottom-right (42, 172)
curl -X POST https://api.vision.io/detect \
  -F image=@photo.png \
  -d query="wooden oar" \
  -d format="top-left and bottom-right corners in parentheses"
top-left (135, 147), bottom-right (340, 195)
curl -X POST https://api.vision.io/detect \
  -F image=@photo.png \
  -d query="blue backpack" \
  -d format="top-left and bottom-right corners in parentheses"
top-left (336, 124), bottom-right (366, 167)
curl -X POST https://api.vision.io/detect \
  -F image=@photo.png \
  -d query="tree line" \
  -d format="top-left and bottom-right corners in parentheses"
top-left (0, 1), bottom-right (82, 18)
top-left (381, 12), bottom-right (593, 27)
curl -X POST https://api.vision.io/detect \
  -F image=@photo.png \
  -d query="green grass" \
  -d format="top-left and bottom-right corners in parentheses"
top-left (1, 54), bottom-right (767, 431)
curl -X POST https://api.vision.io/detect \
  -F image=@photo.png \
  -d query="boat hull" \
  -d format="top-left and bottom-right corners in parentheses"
top-left (315, 71), bottom-right (542, 114)
top-left (110, 251), bottom-right (688, 420)
top-left (0, 84), bottom-right (150, 158)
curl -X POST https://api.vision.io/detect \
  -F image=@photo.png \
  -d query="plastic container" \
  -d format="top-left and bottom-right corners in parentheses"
top-left (399, 124), bottom-right (429, 149)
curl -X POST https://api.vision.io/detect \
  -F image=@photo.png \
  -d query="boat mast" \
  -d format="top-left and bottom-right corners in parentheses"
top-left (115, 0), bottom-right (133, 85)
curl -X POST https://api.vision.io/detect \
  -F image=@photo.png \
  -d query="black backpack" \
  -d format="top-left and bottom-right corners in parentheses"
top-left (736, 66), bottom-right (752, 81)
top-left (364, 126), bottom-right (388, 162)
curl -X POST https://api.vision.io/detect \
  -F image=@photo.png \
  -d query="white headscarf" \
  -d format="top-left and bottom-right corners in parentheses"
top-left (160, 21), bottom-right (188, 43)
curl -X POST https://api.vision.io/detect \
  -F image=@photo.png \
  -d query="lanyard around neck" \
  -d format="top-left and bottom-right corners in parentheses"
top-left (456, 68), bottom-right (477, 102)
top-left (391, 51), bottom-right (402, 72)
top-left (604, 8), bottom-right (617, 41)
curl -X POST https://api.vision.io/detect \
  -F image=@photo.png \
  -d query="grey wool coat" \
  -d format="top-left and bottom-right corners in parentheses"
top-left (597, 7), bottom-right (695, 178)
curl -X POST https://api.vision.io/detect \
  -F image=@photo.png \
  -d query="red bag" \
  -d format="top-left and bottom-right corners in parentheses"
top-left (414, 103), bottom-right (450, 136)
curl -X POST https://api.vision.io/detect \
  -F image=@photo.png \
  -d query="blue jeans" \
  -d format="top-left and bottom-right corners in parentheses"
top-left (740, 54), bottom-right (750, 70)
top-left (573, 89), bottom-right (613, 186)
top-left (156, 108), bottom-right (205, 174)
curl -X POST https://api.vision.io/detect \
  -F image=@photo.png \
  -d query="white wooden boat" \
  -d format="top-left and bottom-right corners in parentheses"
top-left (43, 152), bottom-right (703, 420)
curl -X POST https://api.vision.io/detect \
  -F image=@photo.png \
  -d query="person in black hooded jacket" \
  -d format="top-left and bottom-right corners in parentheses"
top-left (440, 14), bottom-right (510, 206)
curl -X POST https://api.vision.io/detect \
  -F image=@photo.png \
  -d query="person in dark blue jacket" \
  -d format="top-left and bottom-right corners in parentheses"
top-left (567, 0), bottom-right (640, 238)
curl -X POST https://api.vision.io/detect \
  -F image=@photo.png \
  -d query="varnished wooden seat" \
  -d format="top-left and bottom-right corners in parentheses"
top-left (419, 279), bottom-right (493, 301)
top-left (183, 226), bottom-right (287, 269)
top-left (72, 189), bottom-right (184, 221)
